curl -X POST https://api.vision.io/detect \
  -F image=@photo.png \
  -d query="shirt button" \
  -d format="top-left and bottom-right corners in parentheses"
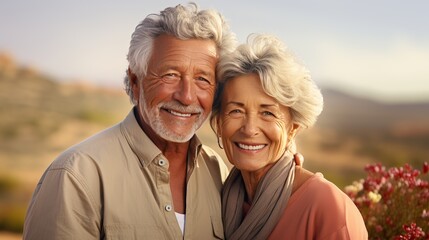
top-left (159, 159), bottom-right (166, 166)
top-left (165, 204), bottom-right (172, 212)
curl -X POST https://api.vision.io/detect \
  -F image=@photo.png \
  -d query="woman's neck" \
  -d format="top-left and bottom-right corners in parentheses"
top-left (240, 163), bottom-right (275, 203)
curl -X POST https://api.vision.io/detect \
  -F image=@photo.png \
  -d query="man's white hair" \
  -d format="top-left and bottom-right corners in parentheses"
top-left (124, 2), bottom-right (237, 104)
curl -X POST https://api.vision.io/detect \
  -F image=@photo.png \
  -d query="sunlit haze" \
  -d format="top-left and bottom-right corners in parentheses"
top-left (1, 0), bottom-right (428, 103)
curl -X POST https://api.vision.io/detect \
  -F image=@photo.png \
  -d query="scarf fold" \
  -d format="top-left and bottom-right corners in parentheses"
top-left (222, 153), bottom-right (295, 240)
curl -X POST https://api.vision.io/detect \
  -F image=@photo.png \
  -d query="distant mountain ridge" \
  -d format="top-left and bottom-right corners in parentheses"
top-left (318, 88), bottom-right (429, 135)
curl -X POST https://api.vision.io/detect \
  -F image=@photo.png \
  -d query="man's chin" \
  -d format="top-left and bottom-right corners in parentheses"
top-left (159, 132), bottom-right (194, 143)
top-left (154, 125), bottom-right (195, 143)
top-left (151, 116), bottom-right (204, 142)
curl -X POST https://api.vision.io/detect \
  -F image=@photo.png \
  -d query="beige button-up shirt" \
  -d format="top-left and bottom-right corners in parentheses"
top-left (24, 109), bottom-right (229, 239)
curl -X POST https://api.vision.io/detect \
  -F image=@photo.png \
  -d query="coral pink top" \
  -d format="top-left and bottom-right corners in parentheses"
top-left (267, 173), bottom-right (368, 239)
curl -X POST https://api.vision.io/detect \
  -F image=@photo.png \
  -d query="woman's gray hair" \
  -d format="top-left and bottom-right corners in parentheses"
top-left (211, 34), bottom-right (323, 131)
top-left (124, 2), bottom-right (237, 104)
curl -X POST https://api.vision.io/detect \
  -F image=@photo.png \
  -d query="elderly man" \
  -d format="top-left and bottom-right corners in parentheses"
top-left (24, 3), bottom-right (235, 239)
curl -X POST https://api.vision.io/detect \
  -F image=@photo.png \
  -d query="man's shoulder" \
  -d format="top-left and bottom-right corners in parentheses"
top-left (49, 123), bottom-right (124, 170)
top-left (76, 123), bottom-right (122, 149)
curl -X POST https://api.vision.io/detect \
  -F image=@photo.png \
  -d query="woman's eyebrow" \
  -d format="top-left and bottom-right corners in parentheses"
top-left (260, 103), bottom-right (278, 108)
top-left (225, 101), bottom-right (244, 107)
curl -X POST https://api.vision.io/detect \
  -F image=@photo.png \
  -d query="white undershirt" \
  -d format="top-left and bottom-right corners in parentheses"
top-left (175, 212), bottom-right (186, 235)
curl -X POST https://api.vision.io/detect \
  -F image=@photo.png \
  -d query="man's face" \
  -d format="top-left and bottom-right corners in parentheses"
top-left (133, 34), bottom-right (218, 142)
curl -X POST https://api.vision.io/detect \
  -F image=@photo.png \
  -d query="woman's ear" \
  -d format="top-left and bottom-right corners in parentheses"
top-left (289, 123), bottom-right (300, 139)
top-left (216, 118), bottom-right (224, 149)
top-left (216, 118), bottom-right (222, 137)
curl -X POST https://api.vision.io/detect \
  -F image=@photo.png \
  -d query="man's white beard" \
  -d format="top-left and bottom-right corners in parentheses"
top-left (139, 96), bottom-right (206, 143)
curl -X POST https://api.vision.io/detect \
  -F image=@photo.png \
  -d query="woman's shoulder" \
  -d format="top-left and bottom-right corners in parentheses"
top-left (288, 167), bottom-right (368, 238)
top-left (291, 166), bottom-right (315, 194)
top-left (292, 167), bottom-right (354, 208)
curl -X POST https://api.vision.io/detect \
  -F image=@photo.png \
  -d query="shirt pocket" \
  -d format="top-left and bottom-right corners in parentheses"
top-left (104, 224), bottom-right (166, 239)
top-left (211, 216), bottom-right (225, 240)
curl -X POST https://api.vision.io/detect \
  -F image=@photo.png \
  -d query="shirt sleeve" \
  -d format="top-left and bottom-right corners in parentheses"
top-left (23, 154), bottom-right (101, 239)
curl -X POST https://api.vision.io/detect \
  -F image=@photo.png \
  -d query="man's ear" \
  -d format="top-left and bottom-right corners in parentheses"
top-left (128, 67), bottom-right (139, 103)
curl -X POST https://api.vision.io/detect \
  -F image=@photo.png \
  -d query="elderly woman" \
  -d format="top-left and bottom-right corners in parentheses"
top-left (210, 34), bottom-right (367, 239)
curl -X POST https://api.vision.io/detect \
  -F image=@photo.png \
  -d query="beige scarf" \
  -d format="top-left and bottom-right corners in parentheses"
top-left (222, 153), bottom-right (295, 240)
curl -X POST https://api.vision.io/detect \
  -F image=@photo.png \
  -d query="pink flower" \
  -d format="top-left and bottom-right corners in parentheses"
top-left (423, 162), bottom-right (429, 174)
top-left (375, 225), bottom-right (383, 233)
top-left (346, 162), bottom-right (429, 239)
top-left (395, 223), bottom-right (425, 239)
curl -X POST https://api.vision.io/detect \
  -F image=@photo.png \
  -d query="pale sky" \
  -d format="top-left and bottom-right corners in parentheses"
top-left (1, 0), bottom-right (428, 102)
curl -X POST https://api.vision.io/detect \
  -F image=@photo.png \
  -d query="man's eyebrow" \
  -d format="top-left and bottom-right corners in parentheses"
top-left (195, 68), bottom-right (215, 77)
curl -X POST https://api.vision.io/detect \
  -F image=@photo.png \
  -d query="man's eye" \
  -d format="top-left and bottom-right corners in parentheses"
top-left (194, 76), bottom-right (214, 90)
top-left (164, 73), bottom-right (179, 77)
top-left (162, 73), bottom-right (180, 81)
top-left (196, 76), bottom-right (211, 84)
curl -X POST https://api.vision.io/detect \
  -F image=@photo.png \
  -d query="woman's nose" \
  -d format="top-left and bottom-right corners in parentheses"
top-left (240, 115), bottom-right (260, 137)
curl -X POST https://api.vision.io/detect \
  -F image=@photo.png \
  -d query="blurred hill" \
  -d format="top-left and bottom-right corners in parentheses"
top-left (318, 88), bottom-right (429, 165)
top-left (319, 88), bottom-right (429, 134)
top-left (0, 52), bottom-right (130, 183)
top-left (0, 52), bottom-right (131, 234)
top-left (297, 88), bottom-right (429, 185)
top-left (0, 52), bottom-right (428, 234)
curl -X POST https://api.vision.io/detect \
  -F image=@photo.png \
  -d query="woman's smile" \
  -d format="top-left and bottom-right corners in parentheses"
top-left (235, 142), bottom-right (266, 151)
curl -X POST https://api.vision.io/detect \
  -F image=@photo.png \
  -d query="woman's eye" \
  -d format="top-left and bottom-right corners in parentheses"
top-left (228, 109), bottom-right (243, 115)
top-left (262, 111), bottom-right (275, 117)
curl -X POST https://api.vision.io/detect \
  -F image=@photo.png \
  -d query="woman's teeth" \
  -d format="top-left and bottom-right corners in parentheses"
top-left (237, 143), bottom-right (265, 150)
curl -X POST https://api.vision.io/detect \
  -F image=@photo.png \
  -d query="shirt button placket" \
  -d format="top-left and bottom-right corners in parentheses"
top-left (159, 159), bottom-right (166, 166)
top-left (165, 204), bottom-right (172, 212)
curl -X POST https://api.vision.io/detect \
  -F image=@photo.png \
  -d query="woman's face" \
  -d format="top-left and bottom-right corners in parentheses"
top-left (218, 73), bottom-right (298, 174)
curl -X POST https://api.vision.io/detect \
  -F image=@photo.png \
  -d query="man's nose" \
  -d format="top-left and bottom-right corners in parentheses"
top-left (173, 76), bottom-right (196, 105)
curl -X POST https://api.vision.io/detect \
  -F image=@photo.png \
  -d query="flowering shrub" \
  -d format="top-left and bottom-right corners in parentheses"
top-left (345, 162), bottom-right (429, 239)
